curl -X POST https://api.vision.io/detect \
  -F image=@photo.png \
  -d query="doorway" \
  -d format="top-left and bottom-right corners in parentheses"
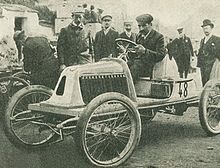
top-left (14, 17), bottom-right (27, 31)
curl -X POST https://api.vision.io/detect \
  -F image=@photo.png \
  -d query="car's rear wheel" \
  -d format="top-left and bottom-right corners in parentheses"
top-left (4, 85), bottom-right (55, 150)
top-left (75, 92), bottom-right (141, 167)
top-left (199, 80), bottom-right (220, 136)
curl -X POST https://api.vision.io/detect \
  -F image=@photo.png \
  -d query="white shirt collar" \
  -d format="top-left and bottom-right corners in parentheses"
top-left (179, 34), bottom-right (185, 39)
top-left (142, 30), bottom-right (151, 39)
top-left (204, 33), bottom-right (212, 43)
top-left (70, 22), bottom-right (83, 29)
top-left (125, 30), bottom-right (132, 38)
top-left (103, 27), bottom-right (111, 35)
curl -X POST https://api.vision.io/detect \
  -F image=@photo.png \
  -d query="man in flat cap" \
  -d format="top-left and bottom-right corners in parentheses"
top-left (57, 6), bottom-right (91, 72)
top-left (197, 19), bottom-right (220, 86)
top-left (94, 14), bottom-right (119, 62)
top-left (14, 31), bottom-right (59, 89)
top-left (172, 27), bottom-right (193, 78)
top-left (119, 21), bottom-right (136, 42)
top-left (129, 14), bottom-right (166, 82)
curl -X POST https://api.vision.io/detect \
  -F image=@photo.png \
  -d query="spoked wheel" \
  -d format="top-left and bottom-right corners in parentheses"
top-left (199, 80), bottom-right (220, 136)
top-left (4, 85), bottom-right (55, 150)
top-left (76, 92), bottom-right (141, 167)
top-left (0, 76), bottom-right (29, 112)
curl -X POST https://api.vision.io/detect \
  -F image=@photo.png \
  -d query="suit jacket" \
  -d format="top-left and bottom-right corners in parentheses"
top-left (172, 35), bottom-right (193, 71)
top-left (173, 35), bottom-right (193, 63)
top-left (57, 24), bottom-right (89, 66)
top-left (94, 28), bottom-right (119, 62)
top-left (119, 32), bottom-right (136, 42)
top-left (197, 35), bottom-right (220, 68)
top-left (166, 41), bottom-right (176, 59)
top-left (136, 29), bottom-right (166, 77)
top-left (173, 36), bottom-right (193, 57)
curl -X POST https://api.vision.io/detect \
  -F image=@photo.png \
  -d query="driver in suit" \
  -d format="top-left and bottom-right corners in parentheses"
top-left (129, 14), bottom-right (166, 82)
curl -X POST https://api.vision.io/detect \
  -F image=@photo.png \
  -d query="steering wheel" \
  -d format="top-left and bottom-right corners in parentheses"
top-left (115, 38), bottom-right (137, 62)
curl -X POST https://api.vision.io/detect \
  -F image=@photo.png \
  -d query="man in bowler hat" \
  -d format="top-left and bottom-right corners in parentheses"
top-left (94, 14), bottom-right (119, 62)
top-left (129, 14), bottom-right (166, 82)
top-left (172, 27), bottom-right (193, 78)
top-left (197, 19), bottom-right (220, 86)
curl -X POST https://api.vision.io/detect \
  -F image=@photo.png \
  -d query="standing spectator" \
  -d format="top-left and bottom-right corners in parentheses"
top-left (57, 7), bottom-right (91, 72)
top-left (166, 38), bottom-right (175, 60)
top-left (119, 21), bottom-right (136, 42)
top-left (82, 3), bottom-right (90, 24)
top-left (197, 19), bottom-right (220, 86)
top-left (13, 31), bottom-right (59, 89)
top-left (13, 30), bottom-right (23, 63)
top-left (94, 14), bottom-right (119, 62)
top-left (129, 14), bottom-right (166, 82)
top-left (90, 5), bottom-right (98, 23)
top-left (97, 8), bottom-right (104, 23)
top-left (172, 27), bottom-right (193, 78)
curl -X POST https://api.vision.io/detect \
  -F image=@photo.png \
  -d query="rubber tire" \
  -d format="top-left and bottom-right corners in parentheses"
top-left (3, 85), bottom-right (54, 150)
top-left (199, 80), bottom-right (220, 136)
top-left (75, 92), bottom-right (141, 167)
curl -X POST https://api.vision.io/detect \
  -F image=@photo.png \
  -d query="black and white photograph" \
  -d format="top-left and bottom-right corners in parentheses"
top-left (0, 0), bottom-right (220, 167)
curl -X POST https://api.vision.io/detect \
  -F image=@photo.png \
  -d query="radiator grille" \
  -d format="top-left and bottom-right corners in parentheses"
top-left (79, 74), bottom-right (129, 104)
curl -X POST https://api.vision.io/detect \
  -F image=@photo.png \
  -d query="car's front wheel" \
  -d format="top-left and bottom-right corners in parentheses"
top-left (75, 92), bottom-right (141, 167)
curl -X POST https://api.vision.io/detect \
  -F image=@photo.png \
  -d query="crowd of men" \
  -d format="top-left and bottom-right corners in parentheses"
top-left (13, 5), bottom-right (220, 89)
top-left (167, 19), bottom-right (220, 86)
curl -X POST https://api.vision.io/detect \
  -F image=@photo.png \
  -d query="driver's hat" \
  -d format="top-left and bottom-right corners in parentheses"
top-left (136, 14), bottom-right (153, 24)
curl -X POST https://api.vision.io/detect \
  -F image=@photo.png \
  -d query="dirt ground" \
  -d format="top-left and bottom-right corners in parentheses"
top-left (1, 107), bottom-right (220, 168)
top-left (121, 107), bottom-right (220, 168)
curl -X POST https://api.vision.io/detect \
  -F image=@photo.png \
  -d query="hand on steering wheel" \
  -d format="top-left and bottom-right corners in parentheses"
top-left (115, 38), bottom-right (137, 62)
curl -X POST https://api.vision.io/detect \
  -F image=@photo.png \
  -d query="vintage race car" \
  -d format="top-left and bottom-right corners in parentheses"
top-left (3, 38), bottom-right (220, 168)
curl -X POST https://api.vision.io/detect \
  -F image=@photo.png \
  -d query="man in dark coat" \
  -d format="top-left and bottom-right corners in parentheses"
top-left (172, 27), bottom-right (193, 78)
top-left (57, 7), bottom-right (90, 72)
top-left (197, 19), bottom-right (220, 86)
top-left (129, 14), bottom-right (166, 82)
top-left (119, 21), bottom-right (136, 42)
top-left (94, 14), bottom-right (119, 62)
top-left (14, 31), bottom-right (59, 89)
